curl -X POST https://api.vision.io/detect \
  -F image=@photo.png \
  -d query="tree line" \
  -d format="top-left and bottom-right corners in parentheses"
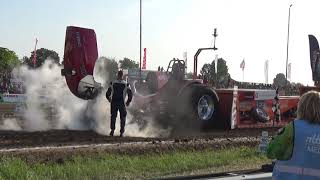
top-left (0, 47), bottom-right (61, 71)
top-left (0, 46), bottom-right (305, 95)
top-left (0, 47), bottom-right (139, 79)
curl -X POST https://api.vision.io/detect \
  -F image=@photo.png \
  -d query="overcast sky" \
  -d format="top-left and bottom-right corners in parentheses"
top-left (1, 0), bottom-right (319, 85)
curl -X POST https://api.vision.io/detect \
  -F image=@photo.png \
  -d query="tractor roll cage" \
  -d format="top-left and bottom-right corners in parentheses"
top-left (166, 59), bottom-right (186, 80)
top-left (166, 59), bottom-right (185, 73)
top-left (193, 48), bottom-right (217, 79)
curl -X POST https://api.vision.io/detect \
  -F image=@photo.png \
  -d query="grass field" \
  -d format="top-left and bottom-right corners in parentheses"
top-left (0, 146), bottom-right (271, 180)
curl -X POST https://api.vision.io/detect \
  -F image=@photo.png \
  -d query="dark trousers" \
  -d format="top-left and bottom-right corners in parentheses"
top-left (110, 102), bottom-right (127, 133)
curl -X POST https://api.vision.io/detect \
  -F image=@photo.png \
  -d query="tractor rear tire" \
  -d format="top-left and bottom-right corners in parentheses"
top-left (192, 86), bottom-right (218, 130)
top-left (178, 85), bottom-right (218, 131)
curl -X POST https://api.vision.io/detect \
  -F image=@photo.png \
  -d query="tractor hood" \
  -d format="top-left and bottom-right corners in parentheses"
top-left (62, 26), bottom-right (101, 100)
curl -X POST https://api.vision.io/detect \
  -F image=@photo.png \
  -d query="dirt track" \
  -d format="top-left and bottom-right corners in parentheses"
top-left (0, 127), bottom-right (280, 164)
top-left (0, 127), bottom-right (279, 149)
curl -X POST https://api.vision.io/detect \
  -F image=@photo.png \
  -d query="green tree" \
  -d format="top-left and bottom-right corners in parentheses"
top-left (200, 62), bottom-right (216, 82)
top-left (0, 47), bottom-right (20, 71)
top-left (119, 57), bottom-right (139, 69)
top-left (200, 63), bottom-right (213, 76)
top-left (200, 58), bottom-right (230, 87)
top-left (185, 72), bottom-right (193, 79)
top-left (273, 73), bottom-right (289, 88)
top-left (216, 58), bottom-right (230, 83)
top-left (24, 48), bottom-right (60, 68)
top-left (22, 56), bottom-right (29, 64)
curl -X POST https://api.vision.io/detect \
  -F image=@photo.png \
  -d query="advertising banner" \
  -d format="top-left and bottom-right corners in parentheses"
top-left (308, 35), bottom-right (320, 81)
top-left (0, 94), bottom-right (27, 103)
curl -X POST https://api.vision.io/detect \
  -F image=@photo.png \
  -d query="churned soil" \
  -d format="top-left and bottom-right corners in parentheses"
top-left (0, 128), bottom-right (278, 163)
top-left (0, 127), bottom-right (278, 149)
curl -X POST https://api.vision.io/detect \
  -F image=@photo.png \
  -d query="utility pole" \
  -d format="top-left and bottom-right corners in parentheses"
top-left (212, 28), bottom-right (218, 86)
top-left (285, 4), bottom-right (292, 80)
top-left (32, 38), bottom-right (38, 68)
top-left (139, 0), bottom-right (142, 82)
top-left (212, 28), bottom-right (218, 51)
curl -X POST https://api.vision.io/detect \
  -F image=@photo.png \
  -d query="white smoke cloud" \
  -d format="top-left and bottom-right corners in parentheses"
top-left (0, 118), bottom-right (22, 131)
top-left (17, 60), bottom-right (88, 131)
top-left (0, 58), bottom-right (170, 137)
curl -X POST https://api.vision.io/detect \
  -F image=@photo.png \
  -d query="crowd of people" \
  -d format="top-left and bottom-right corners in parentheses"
top-left (200, 76), bottom-right (301, 96)
top-left (0, 71), bottom-right (25, 94)
top-left (229, 81), bottom-right (300, 95)
top-left (228, 80), bottom-right (274, 90)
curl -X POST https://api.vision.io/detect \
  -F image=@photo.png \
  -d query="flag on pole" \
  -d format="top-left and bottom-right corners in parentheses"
top-left (288, 63), bottom-right (291, 80)
top-left (240, 59), bottom-right (245, 81)
top-left (240, 59), bottom-right (245, 71)
top-left (142, 48), bottom-right (146, 69)
top-left (264, 60), bottom-right (269, 84)
top-left (32, 38), bottom-right (38, 67)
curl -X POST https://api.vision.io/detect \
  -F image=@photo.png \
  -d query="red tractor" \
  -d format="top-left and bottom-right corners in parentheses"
top-left (129, 54), bottom-right (220, 131)
top-left (62, 26), bottom-right (312, 133)
top-left (61, 26), bottom-right (219, 131)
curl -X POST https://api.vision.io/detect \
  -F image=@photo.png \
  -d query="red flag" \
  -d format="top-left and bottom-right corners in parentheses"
top-left (240, 59), bottom-right (245, 70)
top-left (142, 48), bottom-right (146, 69)
top-left (32, 38), bottom-right (38, 66)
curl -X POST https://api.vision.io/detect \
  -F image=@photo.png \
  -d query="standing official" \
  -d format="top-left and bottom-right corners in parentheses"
top-left (267, 91), bottom-right (320, 179)
top-left (106, 70), bottom-right (132, 137)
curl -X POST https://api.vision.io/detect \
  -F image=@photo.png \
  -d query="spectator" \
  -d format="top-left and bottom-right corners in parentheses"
top-left (267, 91), bottom-right (320, 179)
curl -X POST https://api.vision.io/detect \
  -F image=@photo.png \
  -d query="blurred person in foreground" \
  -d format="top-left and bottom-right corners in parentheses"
top-left (106, 70), bottom-right (133, 137)
top-left (267, 91), bottom-right (320, 180)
